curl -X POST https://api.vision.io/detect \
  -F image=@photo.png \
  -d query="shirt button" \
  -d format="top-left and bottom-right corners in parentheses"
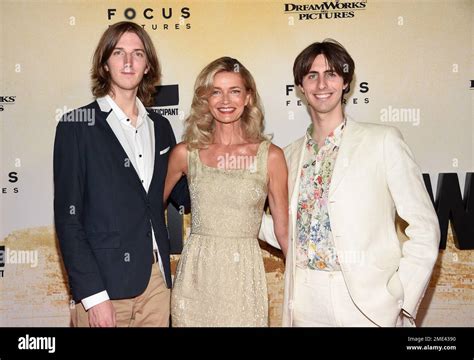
top-left (126, 119), bottom-right (130, 122)
top-left (139, 154), bottom-right (142, 158)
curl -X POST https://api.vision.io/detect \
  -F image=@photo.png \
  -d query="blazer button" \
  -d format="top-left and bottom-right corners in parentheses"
top-left (147, 231), bottom-right (152, 237)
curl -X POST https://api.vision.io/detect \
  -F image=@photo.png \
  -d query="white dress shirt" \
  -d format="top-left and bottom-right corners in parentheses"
top-left (82, 95), bottom-right (165, 310)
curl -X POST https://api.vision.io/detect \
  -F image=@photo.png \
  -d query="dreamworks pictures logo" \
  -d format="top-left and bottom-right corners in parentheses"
top-left (0, 95), bottom-right (16, 112)
top-left (285, 1), bottom-right (367, 21)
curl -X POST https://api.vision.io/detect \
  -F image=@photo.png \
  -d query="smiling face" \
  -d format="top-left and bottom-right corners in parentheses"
top-left (105, 31), bottom-right (149, 95)
top-left (208, 71), bottom-right (251, 124)
top-left (299, 54), bottom-right (347, 119)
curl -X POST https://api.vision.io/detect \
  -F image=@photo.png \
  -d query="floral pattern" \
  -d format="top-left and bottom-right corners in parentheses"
top-left (296, 121), bottom-right (346, 270)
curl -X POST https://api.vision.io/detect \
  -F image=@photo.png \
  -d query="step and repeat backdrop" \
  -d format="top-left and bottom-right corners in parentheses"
top-left (0, 0), bottom-right (473, 326)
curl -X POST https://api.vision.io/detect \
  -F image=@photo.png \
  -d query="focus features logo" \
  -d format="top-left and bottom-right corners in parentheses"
top-left (2, 171), bottom-right (19, 195)
top-left (107, 6), bottom-right (191, 30)
top-left (285, 82), bottom-right (369, 106)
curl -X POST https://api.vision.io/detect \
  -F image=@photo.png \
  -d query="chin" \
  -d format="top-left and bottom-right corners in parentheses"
top-left (312, 103), bottom-right (337, 113)
top-left (118, 84), bottom-right (141, 91)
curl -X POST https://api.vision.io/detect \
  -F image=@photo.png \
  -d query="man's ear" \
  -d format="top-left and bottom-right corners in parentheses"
top-left (298, 85), bottom-right (305, 94)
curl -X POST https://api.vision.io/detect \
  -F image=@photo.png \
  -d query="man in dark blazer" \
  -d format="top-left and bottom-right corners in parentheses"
top-left (53, 21), bottom-right (189, 327)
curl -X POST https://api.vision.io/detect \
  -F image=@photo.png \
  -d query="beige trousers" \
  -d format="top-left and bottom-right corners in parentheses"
top-left (73, 263), bottom-right (170, 327)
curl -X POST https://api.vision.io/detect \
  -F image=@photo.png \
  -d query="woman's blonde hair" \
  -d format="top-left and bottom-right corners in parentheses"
top-left (183, 57), bottom-right (267, 149)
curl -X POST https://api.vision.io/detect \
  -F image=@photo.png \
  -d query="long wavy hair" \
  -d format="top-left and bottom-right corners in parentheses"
top-left (91, 21), bottom-right (161, 106)
top-left (183, 57), bottom-right (267, 149)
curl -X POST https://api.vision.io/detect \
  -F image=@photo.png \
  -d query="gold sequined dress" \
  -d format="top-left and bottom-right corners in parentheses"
top-left (171, 141), bottom-right (270, 327)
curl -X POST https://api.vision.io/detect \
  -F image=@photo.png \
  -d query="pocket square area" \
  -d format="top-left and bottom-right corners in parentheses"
top-left (159, 146), bottom-right (170, 155)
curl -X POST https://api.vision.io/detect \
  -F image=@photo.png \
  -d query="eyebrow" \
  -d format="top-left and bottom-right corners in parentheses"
top-left (307, 69), bottom-right (336, 74)
top-left (212, 86), bottom-right (243, 89)
top-left (113, 47), bottom-right (145, 52)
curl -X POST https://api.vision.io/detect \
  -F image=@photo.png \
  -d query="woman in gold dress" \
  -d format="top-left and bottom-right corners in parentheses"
top-left (164, 57), bottom-right (288, 326)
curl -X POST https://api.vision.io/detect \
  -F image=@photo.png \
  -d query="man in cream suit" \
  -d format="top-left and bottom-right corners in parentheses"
top-left (259, 39), bottom-right (440, 327)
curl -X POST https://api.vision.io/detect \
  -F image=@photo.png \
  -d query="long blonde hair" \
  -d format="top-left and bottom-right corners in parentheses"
top-left (183, 57), bottom-right (267, 149)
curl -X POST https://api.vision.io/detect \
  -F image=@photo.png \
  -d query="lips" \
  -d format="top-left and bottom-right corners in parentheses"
top-left (314, 93), bottom-right (332, 99)
top-left (121, 67), bottom-right (135, 75)
top-left (217, 107), bottom-right (236, 113)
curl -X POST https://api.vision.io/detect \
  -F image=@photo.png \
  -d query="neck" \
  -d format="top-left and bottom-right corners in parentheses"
top-left (213, 119), bottom-right (246, 146)
top-left (309, 106), bottom-right (344, 147)
top-left (110, 87), bottom-right (139, 123)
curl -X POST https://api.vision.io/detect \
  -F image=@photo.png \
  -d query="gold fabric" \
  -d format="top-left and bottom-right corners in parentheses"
top-left (171, 141), bottom-right (271, 327)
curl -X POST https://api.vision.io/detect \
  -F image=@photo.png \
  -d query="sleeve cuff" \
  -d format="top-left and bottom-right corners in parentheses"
top-left (81, 291), bottom-right (110, 311)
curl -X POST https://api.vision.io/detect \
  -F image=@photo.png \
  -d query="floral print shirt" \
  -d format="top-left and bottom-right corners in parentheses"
top-left (295, 121), bottom-right (346, 271)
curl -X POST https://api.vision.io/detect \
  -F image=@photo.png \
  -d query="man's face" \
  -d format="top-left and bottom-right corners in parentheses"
top-left (105, 31), bottom-right (149, 94)
top-left (298, 54), bottom-right (347, 118)
top-left (208, 71), bottom-right (250, 124)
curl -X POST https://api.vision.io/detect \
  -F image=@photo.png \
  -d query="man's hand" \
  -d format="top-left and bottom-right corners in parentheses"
top-left (88, 300), bottom-right (116, 327)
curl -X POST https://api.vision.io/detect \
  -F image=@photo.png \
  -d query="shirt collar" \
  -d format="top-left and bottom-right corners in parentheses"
top-left (305, 119), bottom-right (346, 150)
top-left (103, 95), bottom-right (149, 128)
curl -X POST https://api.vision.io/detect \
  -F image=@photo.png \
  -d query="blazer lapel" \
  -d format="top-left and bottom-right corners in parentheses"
top-left (104, 112), bottom-right (140, 172)
top-left (287, 137), bottom-right (306, 213)
top-left (284, 136), bottom-right (306, 247)
top-left (147, 115), bottom-right (158, 194)
top-left (329, 119), bottom-right (366, 198)
top-left (96, 98), bottom-right (147, 194)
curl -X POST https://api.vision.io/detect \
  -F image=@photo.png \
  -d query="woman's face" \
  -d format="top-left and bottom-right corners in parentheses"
top-left (208, 71), bottom-right (250, 124)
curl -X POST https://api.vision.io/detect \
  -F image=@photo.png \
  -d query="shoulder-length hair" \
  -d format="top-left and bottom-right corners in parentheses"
top-left (293, 39), bottom-right (355, 97)
top-left (91, 21), bottom-right (160, 106)
top-left (183, 57), bottom-right (267, 149)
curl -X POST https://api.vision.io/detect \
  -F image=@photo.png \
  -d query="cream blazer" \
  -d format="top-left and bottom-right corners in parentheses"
top-left (259, 119), bottom-right (440, 326)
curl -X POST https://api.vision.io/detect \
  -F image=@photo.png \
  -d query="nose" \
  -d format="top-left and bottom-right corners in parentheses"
top-left (317, 76), bottom-right (327, 90)
top-left (124, 52), bottom-right (133, 67)
top-left (222, 92), bottom-right (230, 103)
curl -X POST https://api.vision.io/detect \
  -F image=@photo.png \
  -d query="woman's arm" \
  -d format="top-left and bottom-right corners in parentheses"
top-left (163, 142), bottom-right (188, 205)
top-left (267, 143), bottom-right (289, 257)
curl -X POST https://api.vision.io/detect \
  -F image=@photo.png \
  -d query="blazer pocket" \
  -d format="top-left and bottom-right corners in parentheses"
top-left (386, 270), bottom-right (404, 301)
top-left (88, 232), bottom-right (121, 249)
top-left (159, 146), bottom-right (170, 155)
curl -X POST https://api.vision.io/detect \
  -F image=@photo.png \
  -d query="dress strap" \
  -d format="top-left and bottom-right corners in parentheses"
top-left (187, 147), bottom-right (199, 180)
top-left (255, 140), bottom-right (271, 179)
